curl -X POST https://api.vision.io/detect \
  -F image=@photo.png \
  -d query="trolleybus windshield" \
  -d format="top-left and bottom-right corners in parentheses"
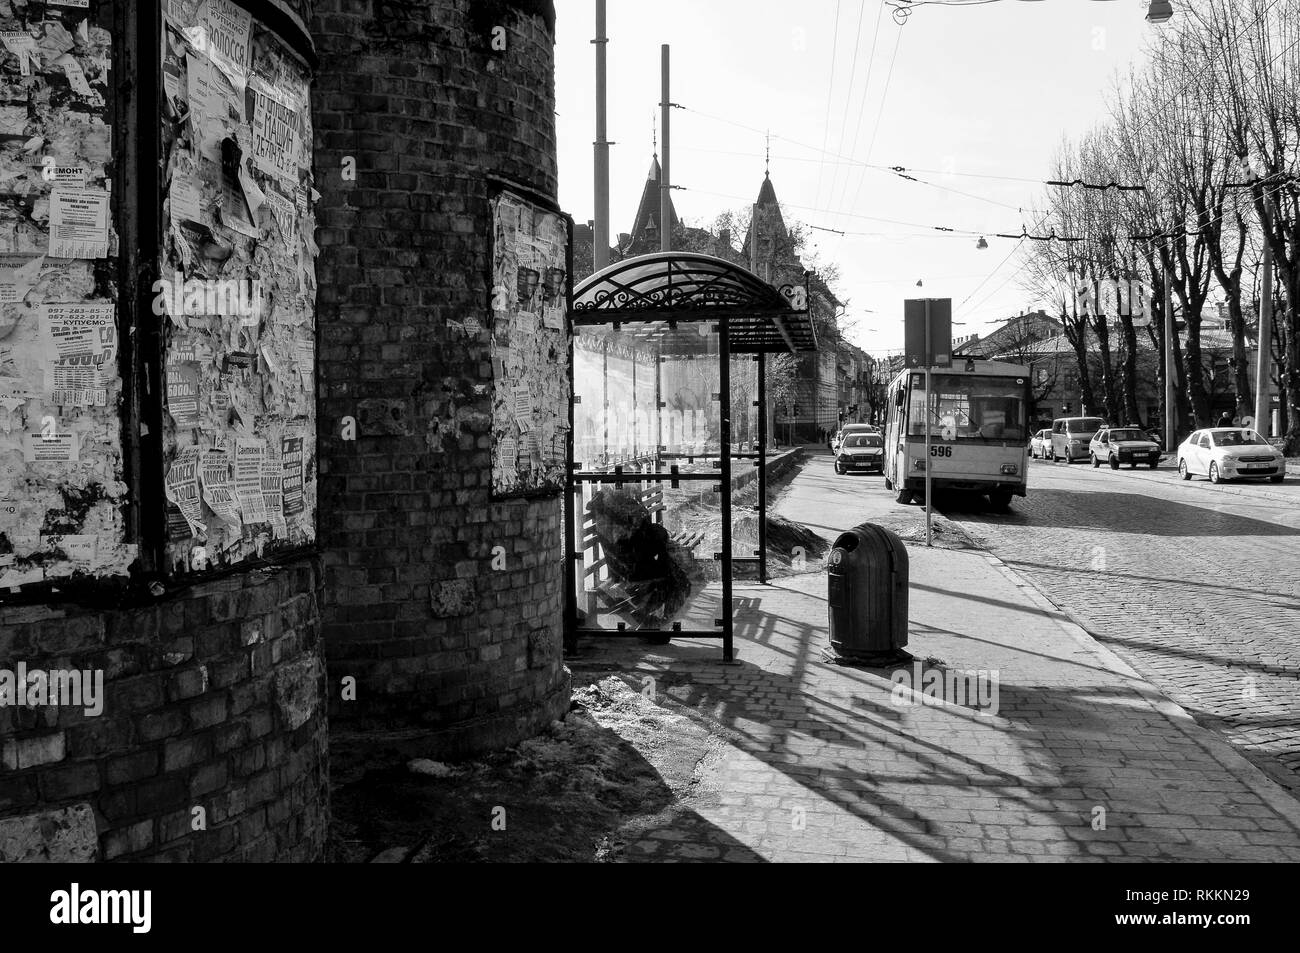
top-left (907, 373), bottom-right (1028, 442)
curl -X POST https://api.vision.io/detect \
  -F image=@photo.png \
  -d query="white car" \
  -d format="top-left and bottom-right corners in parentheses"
top-left (835, 432), bottom-right (885, 474)
top-left (1177, 428), bottom-right (1285, 484)
top-left (1029, 428), bottom-right (1051, 459)
top-left (832, 423), bottom-right (879, 453)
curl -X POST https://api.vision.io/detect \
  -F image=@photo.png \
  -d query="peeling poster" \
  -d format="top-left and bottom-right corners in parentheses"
top-left (164, 445), bottom-right (203, 536)
top-left (48, 187), bottom-right (111, 259)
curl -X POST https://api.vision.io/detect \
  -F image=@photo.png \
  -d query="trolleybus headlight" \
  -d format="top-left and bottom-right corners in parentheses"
top-left (1001, 464), bottom-right (1018, 475)
top-left (913, 458), bottom-right (926, 471)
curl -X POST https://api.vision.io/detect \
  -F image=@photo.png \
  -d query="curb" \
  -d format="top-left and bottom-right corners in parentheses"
top-left (974, 547), bottom-right (1300, 832)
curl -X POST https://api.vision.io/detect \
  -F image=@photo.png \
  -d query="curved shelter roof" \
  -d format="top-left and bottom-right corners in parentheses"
top-left (571, 252), bottom-right (816, 354)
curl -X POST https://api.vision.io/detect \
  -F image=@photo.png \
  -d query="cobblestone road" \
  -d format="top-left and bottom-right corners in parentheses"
top-left (938, 459), bottom-right (1300, 795)
top-left (562, 453), bottom-right (1300, 862)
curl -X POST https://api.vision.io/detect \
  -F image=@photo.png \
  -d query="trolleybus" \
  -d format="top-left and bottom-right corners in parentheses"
top-left (883, 359), bottom-right (1031, 511)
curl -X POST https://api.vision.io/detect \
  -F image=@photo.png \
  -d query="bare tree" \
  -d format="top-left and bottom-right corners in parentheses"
top-left (1188, 0), bottom-right (1300, 448)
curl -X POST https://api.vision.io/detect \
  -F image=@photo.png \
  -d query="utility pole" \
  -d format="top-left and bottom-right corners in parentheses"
top-left (592, 0), bottom-right (609, 271)
top-left (924, 299), bottom-right (933, 548)
top-left (1255, 213), bottom-right (1273, 437)
top-left (659, 44), bottom-right (671, 253)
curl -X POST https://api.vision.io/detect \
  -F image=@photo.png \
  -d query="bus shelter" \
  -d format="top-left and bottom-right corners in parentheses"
top-left (565, 252), bottom-right (815, 661)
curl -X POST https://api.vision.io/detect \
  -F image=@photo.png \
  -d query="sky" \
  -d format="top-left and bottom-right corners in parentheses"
top-left (553, 0), bottom-right (1165, 356)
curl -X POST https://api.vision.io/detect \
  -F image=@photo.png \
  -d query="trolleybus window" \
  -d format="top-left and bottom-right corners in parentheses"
top-left (907, 373), bottom-right (1028, 441)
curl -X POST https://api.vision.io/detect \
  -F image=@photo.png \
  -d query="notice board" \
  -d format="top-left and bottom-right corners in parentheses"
top-left (489, 188), bottom-right (571, 497)
top-left (158, 0), bottom-right (318, 575)
top-left (0, 2), bottom-right (133, 592)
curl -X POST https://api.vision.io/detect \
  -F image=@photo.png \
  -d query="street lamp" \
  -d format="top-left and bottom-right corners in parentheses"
top-left (1146, 1), bottom-right (1173, 23)
top-left (976, 236), bottom-right (988, 250)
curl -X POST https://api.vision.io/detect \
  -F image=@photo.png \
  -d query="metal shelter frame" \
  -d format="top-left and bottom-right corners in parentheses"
top-left (565, 252), bottom-right (816, 661)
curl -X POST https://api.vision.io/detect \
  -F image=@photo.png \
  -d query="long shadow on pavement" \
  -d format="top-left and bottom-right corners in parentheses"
top-left (572, 607), bottom-right (1268, 861)
top-left (937, 488), bottom-right (1300, 538)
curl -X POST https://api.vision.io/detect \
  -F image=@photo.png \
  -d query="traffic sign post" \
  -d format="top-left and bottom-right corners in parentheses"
top-left (904, 299), bottom-right (953, 548)
top-left (925, 309), bottom-right (932, 547)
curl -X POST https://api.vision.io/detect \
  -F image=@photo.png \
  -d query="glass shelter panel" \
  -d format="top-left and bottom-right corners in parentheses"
top-left (572, 322), bottom-right (721, 475)
top-left (729, 353), bottom-right (761, 565)
top-left (571, 477), bottom-right (724, 634)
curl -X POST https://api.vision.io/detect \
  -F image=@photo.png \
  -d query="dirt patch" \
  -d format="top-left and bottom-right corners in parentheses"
top-left (328, 674), bottom-right (725, 863)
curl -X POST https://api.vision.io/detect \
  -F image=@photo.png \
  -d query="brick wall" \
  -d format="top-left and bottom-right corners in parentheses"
top-left (0, 562), bottom-right (329, 862)
top-left (311, 0), bottom-right (570, 755)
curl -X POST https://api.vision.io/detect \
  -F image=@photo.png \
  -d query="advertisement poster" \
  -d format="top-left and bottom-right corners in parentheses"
top-left (0, 31), bottom-right (38, 76)
top-left (200, 446), bottom-right (241, 526)
top-left (191, 0), bottom-right (250, 96)
top-left (43, 302), bottom-right (116, 405)
top-left (185, 51), bottom-right (224, 162)
top-left (164, 445), bottom-right (204, 536)
top-left (249, 76), bottom-right (300, 187)
top-left (260, 445), bottom-right (284, 537)
top-left (48, 187), bottom-right (111, 259)
top-left (281, 434), bottom-right (303, 517)
top-left (234, 440), bottom-right (267, 523)
top-left (166, 362), bottom-right (201, 427)
top-left (23, 431), bottom-right (79, 463)
top-left (169, 169), bottom-right (203, 225)
top-left (265, 187), bottom-right (295, 239)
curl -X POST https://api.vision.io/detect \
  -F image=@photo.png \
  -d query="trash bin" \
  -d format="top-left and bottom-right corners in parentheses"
top-left (827, 522), bottom-right (909, 662)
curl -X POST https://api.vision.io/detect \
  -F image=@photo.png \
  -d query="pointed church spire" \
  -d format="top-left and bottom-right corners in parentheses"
top-left (746, 159), bottom-right (789, 273)
top-left (628, 152), bottom-right (677, 255)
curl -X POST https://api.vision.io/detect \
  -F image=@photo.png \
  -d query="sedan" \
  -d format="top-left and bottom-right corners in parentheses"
top-left (1029, 428), bottom-right (1052, 459)
top-left (835, 432), bottom-right (885, 474)
top-left (1177, 428), bottom-right (1286, 484)
top-left (1089, 427), bottom-right (1161, 470)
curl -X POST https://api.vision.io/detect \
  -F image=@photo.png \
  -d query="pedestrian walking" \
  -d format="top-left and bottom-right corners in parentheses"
top-left (1217, 411), bottom-right (1233, 427)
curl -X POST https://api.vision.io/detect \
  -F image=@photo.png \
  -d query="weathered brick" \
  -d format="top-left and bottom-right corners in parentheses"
top-left (167, 666), bottom-right (209, 702)
top-left (38, 762), bottom-right (101, 800)
top-left (189, 695), bottom-right (228, 729)
top-left (135, 710), bottom-right (184, 743)
top-left (190, 762), bottom-right (228, 798)
top-left (135, 776), bottom-right (188, 814)
top-left (2, 732), bottom-right (66, 770)
top-left (106, 749), bottom-right (158, 786)
top-left (163, 735), bottom-right (212, 772)
top-left (102, 819), bottom-right (153, 860)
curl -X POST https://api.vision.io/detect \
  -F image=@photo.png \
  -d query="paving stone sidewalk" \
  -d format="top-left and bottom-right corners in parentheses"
top-left (571, 456), bottom-right (1300, 862)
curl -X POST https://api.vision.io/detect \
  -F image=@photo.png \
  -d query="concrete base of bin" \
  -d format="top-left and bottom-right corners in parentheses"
top-left (821, 646), bottom-right (914, 668)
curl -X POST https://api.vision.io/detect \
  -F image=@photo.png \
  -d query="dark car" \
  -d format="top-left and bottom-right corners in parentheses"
top-left (1088, 426), bottom-right (1161, 470)
top-left (835, 432), bottom-right (885, 475)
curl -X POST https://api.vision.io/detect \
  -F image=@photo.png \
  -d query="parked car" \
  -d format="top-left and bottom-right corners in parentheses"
top-left (1177, 428), bottom-right (1286, 484)
top-left (1029, 428), bottom-right (1052, 459)
top-left (1089, 426), bottom-right (1161, 470)
top-left (835, 432), bottom-right (885, 474)
top-left (1050, 416), bottom-right (1107, 463)
top-left (832, 423), bottom-right (880, 453)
